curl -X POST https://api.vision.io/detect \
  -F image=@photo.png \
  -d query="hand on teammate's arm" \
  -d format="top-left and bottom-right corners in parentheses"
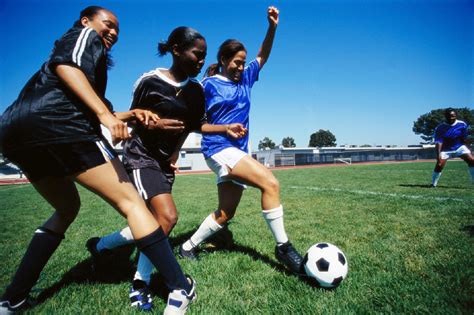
top-left (55, 64), bottom-right (130, 144)
top-left (146, 119), bottom-right (185, 131)
top-left (114, 109), bottom-right (160, 126)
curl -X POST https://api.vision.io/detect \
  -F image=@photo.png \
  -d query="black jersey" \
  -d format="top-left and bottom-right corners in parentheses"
top-left (122, 69), bottom-right (206, 170)
top-left (0, 26), bottom-right (111, 153)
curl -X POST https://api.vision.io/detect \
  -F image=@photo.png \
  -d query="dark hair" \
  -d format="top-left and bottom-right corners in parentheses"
top-left (444, 108), bottom-right (455, 117)
top-left (73, 6), bottom-right (107, 27)
top-left (158, 27), bottom-right (205, 57)
top-left (205, 39), bottom-right (246, 77)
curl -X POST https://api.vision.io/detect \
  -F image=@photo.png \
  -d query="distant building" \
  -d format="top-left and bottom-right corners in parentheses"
top-left (252, 145), bottom-right (437, 167)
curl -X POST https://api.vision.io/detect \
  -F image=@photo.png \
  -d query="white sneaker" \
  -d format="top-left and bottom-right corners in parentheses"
top-left (163, 276), bottom-right (196, 315)
top-left (0, 298), bottom-right (28, 315)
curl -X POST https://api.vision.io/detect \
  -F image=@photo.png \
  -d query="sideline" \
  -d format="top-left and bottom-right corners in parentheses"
top-left (288, 185), bottom-right (471, 202)
top-left (0, 159), bottom-right (438, 185)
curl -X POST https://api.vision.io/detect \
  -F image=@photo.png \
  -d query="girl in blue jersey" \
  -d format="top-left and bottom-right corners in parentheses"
top-left (180, 6), bottom-right (304, 275)
top-left (431, 108), bottom-right (474, 187)
top-left (0, 7), bottom-right (196, 314)
top-left (86, 27), bottom-right (246, 312)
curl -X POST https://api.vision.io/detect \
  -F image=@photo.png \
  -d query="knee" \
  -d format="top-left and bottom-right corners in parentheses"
top-left (263, 176), bottom-right (280, 194)
top-left (56, 198), bottom-right (80, 224)
top-left (116, 194), bottom-right (145, 218)
top-left (161, 211), bottom-right (178, 231)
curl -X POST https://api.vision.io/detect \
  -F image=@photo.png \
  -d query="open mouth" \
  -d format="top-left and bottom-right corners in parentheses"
top-left (103, 36), bottom-right (116, 48)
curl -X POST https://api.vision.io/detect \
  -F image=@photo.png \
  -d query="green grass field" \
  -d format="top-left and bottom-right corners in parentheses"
top-left (1, 161), bottom-right (473, 314)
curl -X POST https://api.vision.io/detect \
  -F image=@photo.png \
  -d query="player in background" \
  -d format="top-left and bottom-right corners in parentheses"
top-left (0, 7), bottom-right (195, 314)
top-left (179, 6), bottom-right (305, 275)
top-left (86, 27), bottom-right (247, 311)
top-left (431, 108), bottom-right (474, 187)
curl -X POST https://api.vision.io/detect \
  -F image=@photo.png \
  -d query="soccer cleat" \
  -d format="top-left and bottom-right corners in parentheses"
top-left (163, 276), bottom-right (196, 315)
top-left (86, 237), bottom-right (109, 270)
top-left (178, 244), bottom-right (197, 260)
top-left (0, 297), bottom-right (30, 314)
top-left (275, 242), bottom-right (305, 275)
top-left (129, 280), bottom-right (153, 312)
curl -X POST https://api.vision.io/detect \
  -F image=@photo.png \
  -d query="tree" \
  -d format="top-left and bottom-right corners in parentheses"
top-left (281, 137), bottom-right (296, 148)
top-left (413, 107), bottom-right (474, 143)
top-left (258, 137), bottom-right (276, 150)
top-left (309, 129), bottom-right (337, 147)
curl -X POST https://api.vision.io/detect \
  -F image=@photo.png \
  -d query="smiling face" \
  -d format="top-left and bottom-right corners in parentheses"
top-left (81, 9), bottom-right (119, 50)
top-left (176, 38), bottom-right (207, 78)
top-left (445, 110), bottom-right (457, 124)
top-left (221, 50), bottom-right (247, 82)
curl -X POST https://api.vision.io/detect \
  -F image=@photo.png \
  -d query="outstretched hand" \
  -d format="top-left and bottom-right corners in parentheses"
top-left (146, 119), bottom-right (185, 132)
top-left (267, 6), bottom-right (279, 27)
top-left (226, 123), bottom-right (248, 139)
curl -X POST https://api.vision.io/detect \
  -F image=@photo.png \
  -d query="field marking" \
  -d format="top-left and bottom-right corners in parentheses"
top-left (289, 185), bottom-right (472, 202)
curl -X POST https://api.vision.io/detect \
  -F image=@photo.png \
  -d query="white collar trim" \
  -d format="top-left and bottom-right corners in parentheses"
top-left (214, 74), bottom-right (232, 82)
top-left (154, 68), bottom-right (189, 87)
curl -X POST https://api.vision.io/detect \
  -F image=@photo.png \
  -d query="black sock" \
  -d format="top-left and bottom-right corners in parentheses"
top-left (135, 227), bottom-right (190, 292)
top-left (1, 227), bottom-right (64, 304)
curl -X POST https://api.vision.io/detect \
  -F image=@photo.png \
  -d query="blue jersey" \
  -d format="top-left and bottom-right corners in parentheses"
top-left (201, 59), bottom-right (260, 158)
top-left (434, 120), bottom-right (468, 151)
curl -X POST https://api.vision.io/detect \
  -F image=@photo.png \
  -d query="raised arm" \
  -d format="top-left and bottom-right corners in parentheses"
top-left (256, 6), bottom-right (279, 69)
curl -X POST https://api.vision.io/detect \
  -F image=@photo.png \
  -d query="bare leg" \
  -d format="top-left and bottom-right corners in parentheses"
top-left (148, 193), bottom-right (178, 236)
top-left (1, 176), bottom-right (80, 305)
top-left (212, 181), bottom-right (244, 225)
top-left (74, 158), bottom-right (158, 238)
top-left (74, 158), bottom-right (190, 292)
top-left (227, 155), bottom-right (280, 210)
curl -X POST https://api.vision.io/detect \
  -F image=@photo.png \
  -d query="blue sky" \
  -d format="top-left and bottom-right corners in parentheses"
top-left (0, 0), bottom-right (472, 147)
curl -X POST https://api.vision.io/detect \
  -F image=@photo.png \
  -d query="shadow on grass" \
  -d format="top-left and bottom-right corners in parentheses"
top-left (460, 225), bottom-right (474, 237)
top-left (32, 226), bottom-right (324, 308)
top-left (398, 183), bottom-right (466, 189)
top-left (33, 244), bottom-right (136, 305)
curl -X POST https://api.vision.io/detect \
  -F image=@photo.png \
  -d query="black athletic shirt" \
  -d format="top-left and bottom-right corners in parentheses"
top-left (122, 69), bottom-right (206, 170)
top-left (0, 26), bottom-right (111, 153)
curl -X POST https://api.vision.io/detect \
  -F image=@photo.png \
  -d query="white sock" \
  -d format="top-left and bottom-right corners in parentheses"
top-left (183, 214), bottom-right (223, 250)
top-left (431, 172), bottom-right (441, 187)
top-left (469, 167), bottom-right (474, 183)
top-left (134, 252), bottom-right (154, 285)
top-left (262, 205), bottom-right (289, 245)
top-left (97, 226), bottom-right (134, 251)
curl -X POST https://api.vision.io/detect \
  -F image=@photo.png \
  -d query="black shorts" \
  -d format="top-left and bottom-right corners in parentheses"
top-left (4, 140), bottom-right (117, 182)
top-left (127, 165), bottom-right (175, 201)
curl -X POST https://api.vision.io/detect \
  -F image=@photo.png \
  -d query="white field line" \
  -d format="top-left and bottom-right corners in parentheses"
top-left (289, 186), bottom-right (472, 202)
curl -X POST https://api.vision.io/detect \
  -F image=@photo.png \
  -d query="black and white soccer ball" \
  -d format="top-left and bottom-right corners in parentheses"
top-left (303, 242), bottom-right (348, 288)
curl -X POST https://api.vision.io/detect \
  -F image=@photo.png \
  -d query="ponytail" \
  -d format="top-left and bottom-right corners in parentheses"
top-left (205, 63), bottom-right (220, 77)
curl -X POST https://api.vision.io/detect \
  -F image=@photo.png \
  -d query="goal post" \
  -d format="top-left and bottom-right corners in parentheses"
top-left (334, 158), bottom-right (352, 165)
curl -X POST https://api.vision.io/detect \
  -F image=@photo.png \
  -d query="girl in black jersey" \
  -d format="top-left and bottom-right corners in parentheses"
top-left (0, 7), bottom-right (196, 314)
top-left (87, 26), bottom-right (247, 312)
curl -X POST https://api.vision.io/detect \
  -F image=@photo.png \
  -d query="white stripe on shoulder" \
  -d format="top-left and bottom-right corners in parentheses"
top-left (72, 27), bottom-right (93, 67)
top-left (190, 77), bottom-right (203, 87)
top-left (132, 69), bottom-right (159, 95)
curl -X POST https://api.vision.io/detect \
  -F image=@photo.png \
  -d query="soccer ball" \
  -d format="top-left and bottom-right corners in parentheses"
top-left (303, 242), bottom-right (348, 288)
